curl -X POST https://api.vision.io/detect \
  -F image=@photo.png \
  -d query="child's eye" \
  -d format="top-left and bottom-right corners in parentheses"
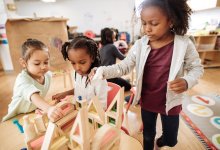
top-left (142, 22), bottom-right (147, 26)
top-left (34, 63), bottom-right (40, 66)
top-left (80, 62), bottom-right (86, 64)
top-left (71, 62), bottom-right (75, 65)
top-left (151, 22), bottom-right (159, 26)
top-left (44, 62), bottom-right (49, 65)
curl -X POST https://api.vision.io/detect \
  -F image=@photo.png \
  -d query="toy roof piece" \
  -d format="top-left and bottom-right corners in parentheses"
top-left (87, 96), bottom-right (105, 126)
top-left (69, 101), bottom-right (90, 150)
top-left (41, 122), bottom-right (69, 150)
top-left (105, 87), bottom-right (124, 129)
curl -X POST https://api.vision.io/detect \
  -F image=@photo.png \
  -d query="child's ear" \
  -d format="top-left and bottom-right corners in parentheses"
top-left (19, 58), bottom-right (27, 68)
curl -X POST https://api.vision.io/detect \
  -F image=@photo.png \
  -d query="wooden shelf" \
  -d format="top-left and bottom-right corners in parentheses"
top-left (203, 60), bottom-right (220, 68)
top-left (197, 49), bottom-right (219, 52)
top-left (194, 35), bottom-right (220, 68)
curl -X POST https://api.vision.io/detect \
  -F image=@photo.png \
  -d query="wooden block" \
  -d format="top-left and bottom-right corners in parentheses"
top-left (56, 110), bottom-right (78, 133)
top-left (41, 122), bottom-right (67, 150)
top-left (88, 96), bottom-right (105, 122)
top-left (27, 135), bottom-right (45, 150)
top-left (87, 96), bottom-right (105, 130)
top-left (23, 115), bottom-right (38, 142)
top-left (50, 136), bottom-right (69, 150)
top-left (75, 98), bottom-right (87, 111)
top-left (105, 87), bottom-right (124, 129)
top-left (69, 106), bottom-right (90, 150)
top-left (91, 124), bottom-right (120, 150)
top-left (50, 101), bottom-right (75, 123)
top-left (34, 115), bottom-right (47, 135)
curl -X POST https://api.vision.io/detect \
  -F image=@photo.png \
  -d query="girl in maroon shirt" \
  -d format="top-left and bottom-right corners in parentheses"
top-left (138, 1), bottom-right (192, 149)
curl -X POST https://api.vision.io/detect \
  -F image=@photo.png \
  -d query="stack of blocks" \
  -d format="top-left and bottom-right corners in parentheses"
top-left (22, 85), bottom-right (124, 150)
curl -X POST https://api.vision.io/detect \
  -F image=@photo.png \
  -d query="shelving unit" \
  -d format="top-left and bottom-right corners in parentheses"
top-left (194, 35), bottom-right (220, 68)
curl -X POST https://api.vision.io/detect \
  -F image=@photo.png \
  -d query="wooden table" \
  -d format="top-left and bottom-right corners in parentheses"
top-left (0, 113), bottom-right (142, 150)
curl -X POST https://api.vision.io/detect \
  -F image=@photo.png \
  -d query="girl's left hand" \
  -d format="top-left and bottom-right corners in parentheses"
top-left (168, 78), bottom-right (188, 94)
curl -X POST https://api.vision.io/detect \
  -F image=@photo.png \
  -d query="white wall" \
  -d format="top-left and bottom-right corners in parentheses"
top-left (14, 0), bottom-right (220, 39)
top-left (0, 0), bottom-right (14, 71)
top-left (15, 0), bottom-right (136, 35)
top-left (190, 8), bottom-right (220, 31)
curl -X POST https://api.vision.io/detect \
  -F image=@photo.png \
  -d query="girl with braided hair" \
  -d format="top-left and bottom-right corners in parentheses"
top-left (52, 36), bottom-right (107, 110)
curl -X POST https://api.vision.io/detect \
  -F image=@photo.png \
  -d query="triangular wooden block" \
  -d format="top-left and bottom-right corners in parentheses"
top-left (105, 87), bottom-right (124, 129)
top-left (41, 122), bottom-right (68, 150)
top-left (73, 124), bottom-right (80, 136)
top-left (69, 106), bottom-right (90, 150)
top-left (87, 96), bottom-right (105, 123)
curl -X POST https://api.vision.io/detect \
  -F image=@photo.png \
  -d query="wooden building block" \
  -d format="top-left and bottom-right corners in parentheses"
top-left (75, 97), bottom-right (87, 111)
top-left (50, 136), bottom-right (69, 150)
top-left (69, 104), bottom-right (90, 150)
top-left (41, 122), bottom-right (68, 150)
top-left (23, 115), bottom-right (38, 143)
top-left (34, 115), bottom-right (47, 135)
top-left (91, 124), bottom-right (120, 150)
top-left (27, 135), bottom-right (45, 150)
top-left (56, 110), bottom-right (78, 133)
top-left (50, 101), bottom-right (75, 123)
top-left (88, 96), bottom-right (105, 130)
top-left (105, 87), bottom-right (124, 129)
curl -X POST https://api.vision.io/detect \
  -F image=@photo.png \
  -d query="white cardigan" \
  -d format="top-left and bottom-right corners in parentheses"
top-left (97, 35), bottom-right (204, 114)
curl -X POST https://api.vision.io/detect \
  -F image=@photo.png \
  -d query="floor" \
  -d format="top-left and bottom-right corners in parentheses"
top-left (0, 68), bottom-right (220, 150)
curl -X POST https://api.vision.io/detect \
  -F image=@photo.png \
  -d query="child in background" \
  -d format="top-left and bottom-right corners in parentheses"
top-left (91, 0), bottom-right (204, 149)
top-left (52, 36), bottom-right (108, 110)
top-left (2, 39), bottom-right (63, 122)
top-left (99, 27), bottom-right (131, 91)
top-left (112, 28), bottom-right (129, 54)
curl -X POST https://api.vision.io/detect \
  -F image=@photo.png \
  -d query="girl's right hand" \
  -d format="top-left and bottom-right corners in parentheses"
top-left (47, 106), bottom-right (64, 122)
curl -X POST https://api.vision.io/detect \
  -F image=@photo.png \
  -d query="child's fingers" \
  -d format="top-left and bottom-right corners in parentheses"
top-left (88, 67), bottom-right (97, 81)
top-left (52, 95), bottom-right (57, 100)
top-left (54, 107), bottom-right (64, 117)
top-left (168, 78), bottom-right (187, 89)
top-left (169, 84), bottom-right (187, 94)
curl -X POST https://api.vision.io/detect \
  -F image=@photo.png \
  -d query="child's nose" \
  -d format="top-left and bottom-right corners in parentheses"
top-left (145, 25), bottom-right (152, 32)
top-left (75, 64), bottom-right (80, 71)
top-left (41, 64), bottom-right (47, 70)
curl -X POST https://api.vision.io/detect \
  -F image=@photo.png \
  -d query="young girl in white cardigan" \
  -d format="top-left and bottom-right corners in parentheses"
top-left (90, 0), bottom-right (204, 149)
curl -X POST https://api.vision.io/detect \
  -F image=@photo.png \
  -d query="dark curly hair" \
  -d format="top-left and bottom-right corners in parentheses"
top-left (21, 38), bottom-right (48, 61)
top-left (140, 0), bottom-right (192, 35)
top-left (61, 36), bottom-right (101, 73)
top-left (100, 27), bottom-right (114, 46)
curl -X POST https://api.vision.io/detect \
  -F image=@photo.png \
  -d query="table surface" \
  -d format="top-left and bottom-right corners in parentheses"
top-left (0, 113), bottom-right (143, 150)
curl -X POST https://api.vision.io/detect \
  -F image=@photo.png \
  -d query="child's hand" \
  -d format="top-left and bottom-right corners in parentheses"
top-left (47, 106), bottom-right (64, 122)
top-left (88, 67), bottom-right (103, 81)
top-left (88, 67), bottom-right (97, 81)
top-left (52, 92), bottom-right (67, 101)
top-left (168, 78), bottom-right (188, 94)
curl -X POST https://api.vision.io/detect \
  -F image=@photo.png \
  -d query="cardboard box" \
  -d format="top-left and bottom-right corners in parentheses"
top-left (6, 17), bottom-right (69, 72)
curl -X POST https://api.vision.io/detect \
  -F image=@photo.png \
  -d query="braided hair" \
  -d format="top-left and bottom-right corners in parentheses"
top-left (61, 35), bottom-right (101, 74)
top-left (61, 36), bottom-right (101, 87)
